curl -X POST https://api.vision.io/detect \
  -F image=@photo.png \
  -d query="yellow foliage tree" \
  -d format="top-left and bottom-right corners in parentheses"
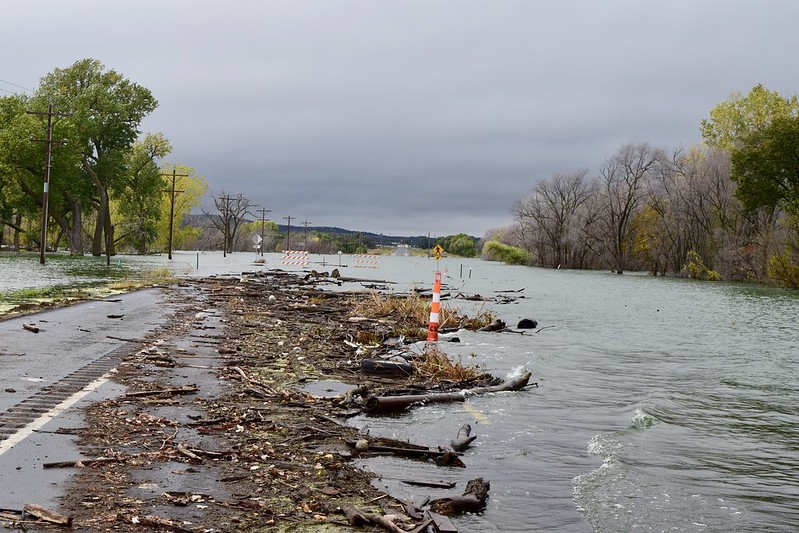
top-left (154, 164), bottom-right (207, 252)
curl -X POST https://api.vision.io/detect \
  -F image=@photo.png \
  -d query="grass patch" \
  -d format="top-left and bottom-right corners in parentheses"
top-left (413, 345), bottom-right (484, 382)
top-left (0, 267), bottom-right (179, 318)
top-left (108, 267), bottom-right (177, 290)
top-left (351, 291), bottom-right (495, 336)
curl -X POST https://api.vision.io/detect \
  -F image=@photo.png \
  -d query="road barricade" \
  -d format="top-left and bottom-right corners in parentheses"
top-left (281, 250), bottom-right (309, 266)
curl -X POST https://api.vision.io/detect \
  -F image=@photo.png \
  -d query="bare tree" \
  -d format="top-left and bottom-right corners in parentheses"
top-left (203, 192), bottom-right (255, 253)
top-left (597, 143), bottom-right (664, 273)
top-left (514, 169), bottom-right (592, 268)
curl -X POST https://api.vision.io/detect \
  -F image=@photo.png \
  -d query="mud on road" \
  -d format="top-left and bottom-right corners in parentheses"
top-left (3, 269), bottom-right (515, 532)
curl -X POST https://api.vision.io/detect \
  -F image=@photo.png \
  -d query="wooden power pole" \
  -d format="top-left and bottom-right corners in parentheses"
top-left (161, 169), bottom-right (188, 260)
top-left (256, 207), bottom-right (272, 256)
top-left (283, 215), bottom-right (294, 251)
top-left (28, 98), bottom-right (70, 265)
top-left (220, 195), bottom-right (232, 257)
top-left (302, 220), bottom-right (312, 251)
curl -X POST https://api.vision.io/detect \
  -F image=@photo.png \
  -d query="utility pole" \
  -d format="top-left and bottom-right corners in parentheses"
top-left (161, 169), bottom-right (188, 260)
top-left (28, 98), bottom-right (70, 265)
top-left (256, 207), bottom-right (272, 256)
top-left (219, 195), bottom-right (232, 257)
top-left (302, 220), bottom-right (312, 251)
top-left (283, 215), bottom-right (294, 251)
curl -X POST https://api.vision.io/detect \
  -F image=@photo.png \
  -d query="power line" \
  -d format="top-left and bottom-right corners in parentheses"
top-left (0, 78), bottom-right (33, 92)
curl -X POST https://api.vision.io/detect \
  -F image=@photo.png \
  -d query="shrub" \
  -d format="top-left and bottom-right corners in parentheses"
top-left (481, 240), bottom-right (529, 265)
top-left (682, 250), bottom-right (722, 281)
top-left (768, 249), bottom-right (799, 289)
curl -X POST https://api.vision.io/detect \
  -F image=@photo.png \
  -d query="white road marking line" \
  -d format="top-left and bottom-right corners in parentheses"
top-left (0, 373), bottom-right (112, 456)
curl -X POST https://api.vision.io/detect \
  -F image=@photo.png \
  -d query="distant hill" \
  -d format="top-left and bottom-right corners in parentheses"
top-left (182, 214), bottom-right (448, 248)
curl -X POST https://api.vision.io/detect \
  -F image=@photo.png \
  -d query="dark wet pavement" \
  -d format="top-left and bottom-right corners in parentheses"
top-left (0, 289), bottom-right (174, 412)
top-left (0, 284), bottom-right (249, 530)
top-left (0, 289), bottom-right (177, 511)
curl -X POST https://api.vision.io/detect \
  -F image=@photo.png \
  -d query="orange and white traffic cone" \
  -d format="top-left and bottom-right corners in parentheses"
top-left (427, 271), bottom-right (442, 342)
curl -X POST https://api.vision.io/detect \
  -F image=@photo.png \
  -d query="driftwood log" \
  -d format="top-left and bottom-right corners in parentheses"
top-left (463, 371), bottom-right (533, 396)
top-left (125, 385), bottom-right (198, 398)
top-left (364, 392), bottom-right (465, 413)
top-left (350, 442), bottom-right (466, 467)
top-left (338, 505), bottom-right (432, 533)
top-left (449, 423), bottom-right (477, 452)
top-left (360, 358), bottom-right (415, 376)
top-left (429, 478), bottom-right (490, 515)
top-left (22, 504), bottom-right (73, 527)
top-left (364, 371), bottom-right (533, 414)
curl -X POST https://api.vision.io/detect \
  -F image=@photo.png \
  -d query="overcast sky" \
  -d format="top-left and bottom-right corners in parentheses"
top-left (3, 1), bottom-right (799, 237)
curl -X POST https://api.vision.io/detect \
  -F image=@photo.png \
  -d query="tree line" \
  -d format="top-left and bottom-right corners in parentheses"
top-left (485, 84), bottom-right (799, 288)
top-left (0, 59), bottom-right (207, 256)
top-left (1, 58), bottom-right (482, 260)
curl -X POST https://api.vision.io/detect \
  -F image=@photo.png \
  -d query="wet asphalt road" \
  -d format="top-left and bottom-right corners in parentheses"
top-left (0, 289), bottom-right (174, 509)
top-left (0, 289), bottom-right (171, 411)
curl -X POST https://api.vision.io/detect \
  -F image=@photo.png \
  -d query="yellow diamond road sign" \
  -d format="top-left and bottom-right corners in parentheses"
top-left (433, 244), bottom-right (444, 259)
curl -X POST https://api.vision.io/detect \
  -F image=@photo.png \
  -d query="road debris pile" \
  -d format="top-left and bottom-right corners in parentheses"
top-left (7, 269), bottom-right (535, 532)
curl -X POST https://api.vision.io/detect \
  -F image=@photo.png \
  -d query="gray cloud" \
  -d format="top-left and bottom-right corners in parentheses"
top-left (4, 0), bottom-right (799, 237)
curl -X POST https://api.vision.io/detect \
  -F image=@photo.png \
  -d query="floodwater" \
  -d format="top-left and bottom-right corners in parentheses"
top-left (2, 250), bottom-right (798, 531)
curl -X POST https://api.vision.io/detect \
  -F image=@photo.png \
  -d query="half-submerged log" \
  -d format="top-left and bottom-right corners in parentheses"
top-left (449, 424), bottom-right (477, 452)
top-left (477, 319), bottom-right (505, 332)
top-left (360, 358), bottom-right (415, 376)
top-left (364, 371), bottom-right (533, 414)
top-left (463, 371), bottom-right (533, 396)
top-left (364, 392), bottom-right (465, 413)
top-left (429, 478), bottom-right (490, 516)
top-left (350, 441), bottom-right (465, 466)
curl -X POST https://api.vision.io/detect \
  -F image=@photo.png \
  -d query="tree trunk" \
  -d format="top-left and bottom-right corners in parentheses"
top-left (83, 156), bottom-right (113, 257)
top-left (92, 205), bottom-right (104, 256)
top-left (13, 212), bottom-right (21, 251)
top-left (104, 198), bottom-right (115, 256)
top-left (69, 199), bottom-right (83, 254)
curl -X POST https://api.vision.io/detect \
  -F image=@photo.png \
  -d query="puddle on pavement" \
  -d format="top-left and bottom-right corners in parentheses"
top-left (127, 460), bottom-right (236, 525)
top-left (299, 380), bottom-right (357, 399)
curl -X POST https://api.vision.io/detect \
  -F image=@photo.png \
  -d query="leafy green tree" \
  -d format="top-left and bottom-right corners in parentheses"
top-left (113, 134), bottom-right (172, 253)
top-left (731, 115), bottom-right (799, 215)
top-left (447, 233), bottom-right (477, 257)
top-left (37, 58), bottom-right (158, 256)
top-left (153, 164), bottom-right (208, 252)
top-left (701, 84), bottom-right (799, 152)
top-left (0, 94), bottom-right (43, 248)
top-left (0, 93), bottom-right (86, 252)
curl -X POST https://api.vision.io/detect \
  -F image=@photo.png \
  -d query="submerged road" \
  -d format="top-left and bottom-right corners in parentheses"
top-left (0, 289), bottom-right (175, 509)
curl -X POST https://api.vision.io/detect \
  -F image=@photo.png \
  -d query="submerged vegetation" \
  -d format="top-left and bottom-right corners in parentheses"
top-left (481, 240), bottom-right (529, 265)
top-left (413, 345), bottom-right (485, 382)
top-left (0, 264), bottom-right (178, 318)
top-left (486, 84), bottom-right (799, 288)
top-left (351, 290), bottom-right (494, 338)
